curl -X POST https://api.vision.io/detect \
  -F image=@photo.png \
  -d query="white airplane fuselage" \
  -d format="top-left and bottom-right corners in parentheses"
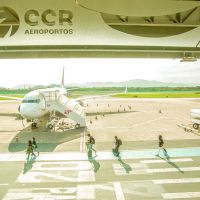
top-left (19, 87), bottom-right (81, 120)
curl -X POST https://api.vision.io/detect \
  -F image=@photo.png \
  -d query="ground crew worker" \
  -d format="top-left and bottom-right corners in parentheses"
top-left (156, 135), bottom-right (168, 157)
top-left (15, 135), bottom-right (19, 143)
top-left (86, 134), bottom-right (97, 156)
top-left (32, 137), bottom-right (39, 156)
top-left (113, 136), bottom-right (122, 156)
top-left (26, 140), bottom-right (36, 160)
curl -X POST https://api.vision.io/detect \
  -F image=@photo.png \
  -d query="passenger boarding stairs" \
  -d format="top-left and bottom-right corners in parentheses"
top-left (41, 90), bottom-right (86, 127)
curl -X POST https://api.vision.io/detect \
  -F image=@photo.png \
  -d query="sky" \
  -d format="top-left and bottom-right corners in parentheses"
top-left (0, 58), bottom-right (200, 88)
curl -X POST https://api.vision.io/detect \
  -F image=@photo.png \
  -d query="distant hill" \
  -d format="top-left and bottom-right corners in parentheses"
top-left (11, 79), bottom-right (200, 89)
top-left (67, 79), bottom-right (200, 88)
top-left (13, 84), bottom-right (36, 89)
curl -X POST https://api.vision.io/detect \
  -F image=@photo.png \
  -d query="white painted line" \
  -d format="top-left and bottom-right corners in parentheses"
top-left (83, 129), bottom-right (86, 152)
top-left (77, 171), bottom-right (95, 182)
top-left (153, 178), bottom-right (200, 184)
top-left (77, 185), bottom-right (95, 199)
top-left (3, 188), bottom-right (77, 200)
top-left (141, 158), bottom-right (193, 164)
top-left (147, 167), bottom-right (200, 173)
top-left (0, 183), bottom-right (9, 186)
top-left (80, 129), bottom-right (86, 153)
top-left (33, 161), bottom-right (92, 171)
top-left (162, 192), bottom-right (200, 199)
top-left (18, 172), bottom-right (77, 183)
top-left (114, 163), bottom-right (200, 175)
top-left (80, 130), bottom-right (83, 152)
top-left (113, 182), bottom-right (125, 200)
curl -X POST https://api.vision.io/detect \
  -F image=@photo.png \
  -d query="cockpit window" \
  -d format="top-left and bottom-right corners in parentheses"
top-left (22, 99), bottom-right (40, 103)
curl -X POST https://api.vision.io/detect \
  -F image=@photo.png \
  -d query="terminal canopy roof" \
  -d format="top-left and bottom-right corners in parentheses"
top-left (1, 0), bottom-right (200, 59)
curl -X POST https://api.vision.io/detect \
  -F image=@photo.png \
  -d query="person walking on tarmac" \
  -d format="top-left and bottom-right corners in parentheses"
top-left (113, 136), bottom-right (122, 157)
top-left (26, 140), bottom-right (36, 160)
top-left (156, 135), bottom-right (168, 157)
top-left (32, 137), bottom-right (39, 156)
top-left (86, 134), bottom-right (97, 156)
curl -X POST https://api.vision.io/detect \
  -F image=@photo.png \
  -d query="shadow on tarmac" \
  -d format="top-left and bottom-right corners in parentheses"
top-left (158, 152), bottom-right (184, 173)
top-left (117, 156), bottom-right (132, 174)
top-left (23, 156), bottom-right (36, 174)
top-left (8, 126), bottom-right (84, 153)
top-left (112, 150), bottom-right (132, 174)
top-left (0, 112), bottom-right (22, 120)
top-left (87, 150), bottom-right (100, 173)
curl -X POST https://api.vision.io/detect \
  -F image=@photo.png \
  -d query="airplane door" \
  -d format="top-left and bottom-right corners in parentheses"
top-left (49, 91), bottom-right (59, 101)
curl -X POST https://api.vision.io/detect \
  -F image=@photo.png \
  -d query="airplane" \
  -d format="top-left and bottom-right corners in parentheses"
top-left (0, 68), bottom-right (127, 130)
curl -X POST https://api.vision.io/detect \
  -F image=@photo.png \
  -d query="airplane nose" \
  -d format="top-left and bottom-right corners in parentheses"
top-left (20, 106), bottom-right (31, 118)
top-left (20, 105), bottom-right (40, 119)
top-left (18, 105), bottom-right (20, 112)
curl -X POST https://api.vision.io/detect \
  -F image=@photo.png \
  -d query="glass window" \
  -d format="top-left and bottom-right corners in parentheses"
top-left (22, 99), bottom-right (40, 103)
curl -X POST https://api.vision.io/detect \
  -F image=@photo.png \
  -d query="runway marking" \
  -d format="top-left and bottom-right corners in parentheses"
top-left (147, 167), bottom-right (200, 173)
top-left (113, 163), bottom-right (147, 175)
top-left (78, 171), bottom-right (95, 182)
top-left (153, 178), bottom-right (200, 184)
top-left (121, 181), bottom-right (164, 198)
top-left (3, 185), bottom-right (115, 200)
top-left (114, 164), bottom-right (200, 175)
top-left (32, 161), bottom-right (92, 171)
top-left (18, 161), bottom-right (95, 183)
top-left (1, 147), bottom-right (200, 161)
top-left (80, 130), bottom-right (84, 152)
top-left (141, 158), bottom-right (193, 164)
top-left (77, 185), bottom-right (95, 199)
top-left (113, 182), bottom-right (125, 200)
top-left (162, 192), bottom-right (200, 199)
top-left (3, 188), bottom-right (77, 200)
top-left (80, 128), bottom-right (86, 152)
top-left (18, 172), bottom-right (78, 183)
top-left (0, 183), bottom-right (9, 186)
top-left (83, 128), bottom-right (86, 152)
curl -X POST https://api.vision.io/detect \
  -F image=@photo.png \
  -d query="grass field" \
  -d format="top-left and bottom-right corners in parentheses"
top-left (113, 92), bottom-right (200, 98)
top-left (1, 91), bottom-right (200, 100)
top-left (0, 94), bottom-right (25, 100)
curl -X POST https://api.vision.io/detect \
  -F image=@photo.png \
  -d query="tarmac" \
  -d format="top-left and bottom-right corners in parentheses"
top-left (0, 98), bottom-right (200, 200)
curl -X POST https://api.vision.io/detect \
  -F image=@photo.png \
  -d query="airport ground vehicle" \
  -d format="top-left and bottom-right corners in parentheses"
top-left (190, 109), bottom-right (200, 129)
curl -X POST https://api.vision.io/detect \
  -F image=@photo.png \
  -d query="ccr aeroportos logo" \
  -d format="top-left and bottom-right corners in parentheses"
top-left (0, 7), bottom-right (73, 37)
top-left (0, 7), bottom-right (20, 38)
top-left (23, 9), bottom-right (73, 35)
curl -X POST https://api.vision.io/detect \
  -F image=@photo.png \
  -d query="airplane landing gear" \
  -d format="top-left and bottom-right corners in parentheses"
top-left (193, 123), bottom-right (199, 130)
top-left (47, 123), bottom-right (54, 129)
top-left (46, 111), bottom-right (59, 130)
top-left (75, 123), bottom-right (80, 129)
top-left (31, 122), bottom-right (37, 129)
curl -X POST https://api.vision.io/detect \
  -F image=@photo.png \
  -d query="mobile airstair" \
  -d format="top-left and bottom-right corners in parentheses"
top-left (39, 90), bottom-right (86, 129)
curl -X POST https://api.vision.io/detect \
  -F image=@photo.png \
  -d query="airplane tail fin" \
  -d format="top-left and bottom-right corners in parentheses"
top-left (61, 67), bottom-right (65, 88)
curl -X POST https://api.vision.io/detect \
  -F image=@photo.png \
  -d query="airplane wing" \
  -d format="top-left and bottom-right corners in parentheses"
top-left (0, 112), bottom-right (22, 118)
top-left (76, 93), bottom-right (120, 101)
top-left (0, 95), bottom-right (22, 100)
top-left (76, 85), bottom-right (128, 102)
top-left (86, 110), bottom-right (137, 116)
top-left (66, 88), bottom-right (80, 91)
